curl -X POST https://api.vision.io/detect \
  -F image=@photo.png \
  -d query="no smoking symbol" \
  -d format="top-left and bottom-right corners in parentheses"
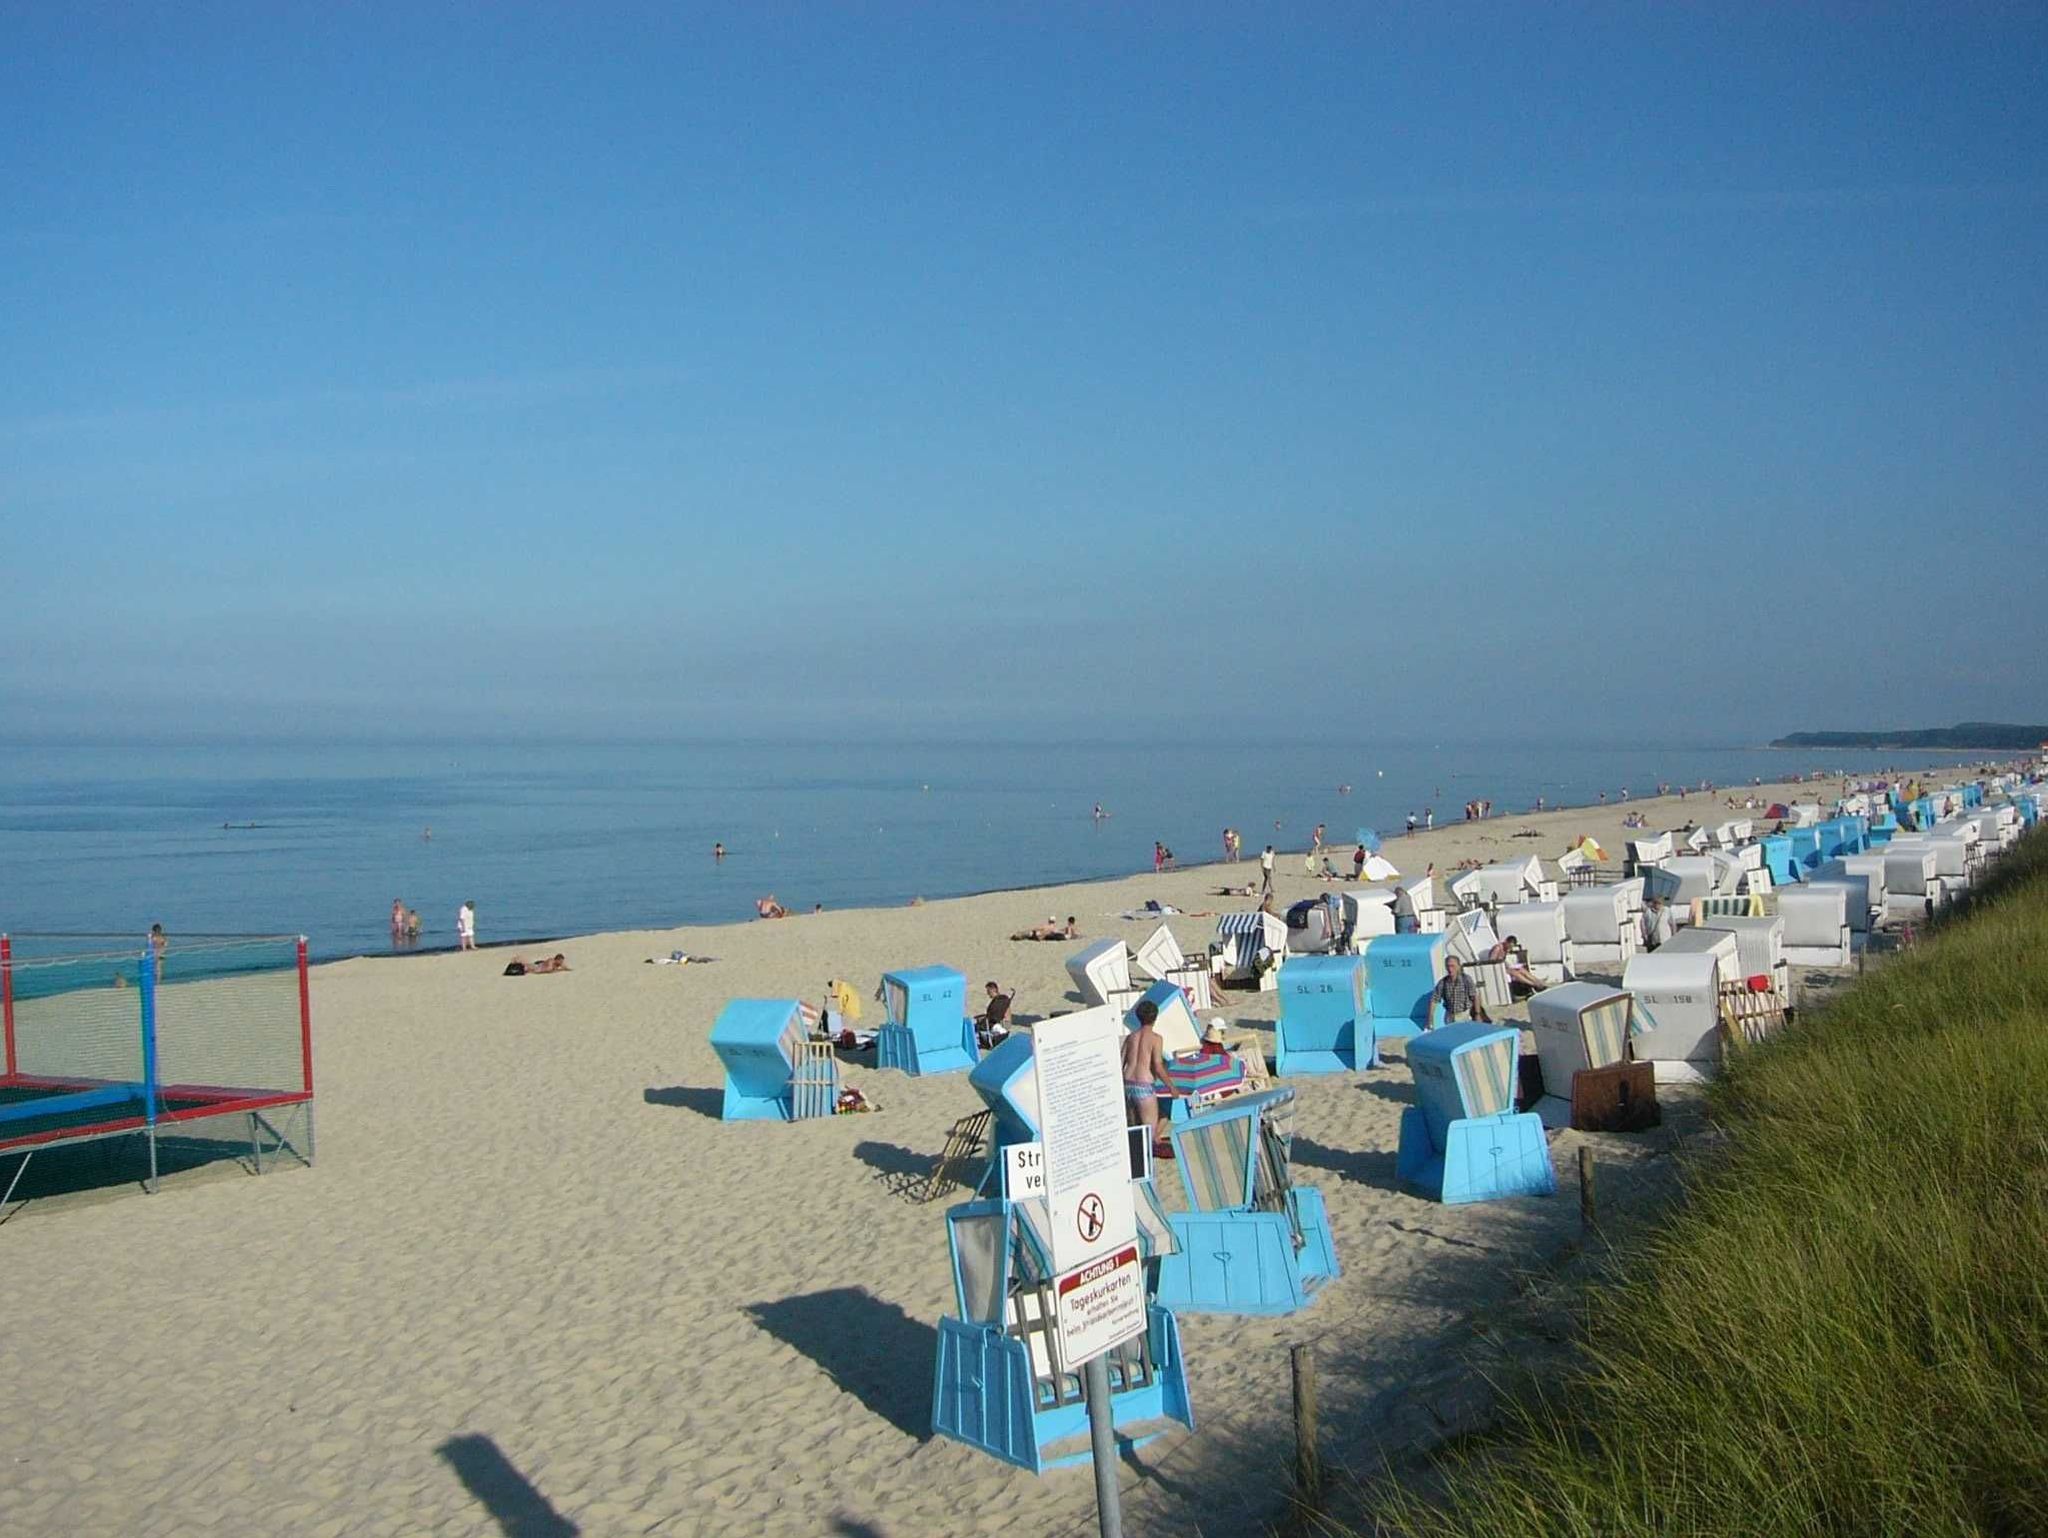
top-left (1077, 1193), bottom-right (1106, 1244)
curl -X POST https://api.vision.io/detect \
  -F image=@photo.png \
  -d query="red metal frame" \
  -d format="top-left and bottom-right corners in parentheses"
top-left (297, 936), bottom-right (314, 1095)
top-left (2, 934), bottom-right (15, 1080)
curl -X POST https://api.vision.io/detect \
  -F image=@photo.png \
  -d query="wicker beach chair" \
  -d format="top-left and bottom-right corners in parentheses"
top-left (1153, 1087), bottom-right (1338, 1316)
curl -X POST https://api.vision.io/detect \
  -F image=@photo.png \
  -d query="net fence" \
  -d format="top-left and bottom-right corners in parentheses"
top-left (2, 934), bottom-right (308, 1152)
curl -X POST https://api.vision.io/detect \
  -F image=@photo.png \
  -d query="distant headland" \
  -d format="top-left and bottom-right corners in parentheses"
top-left (1770, 722), bottom-right (2047, 751)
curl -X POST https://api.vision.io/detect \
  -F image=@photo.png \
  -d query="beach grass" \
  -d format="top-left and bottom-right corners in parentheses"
top-left (1358, 828), bottom-right (2048, 1537)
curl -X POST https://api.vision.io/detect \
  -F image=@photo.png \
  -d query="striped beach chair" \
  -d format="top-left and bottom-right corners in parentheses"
top-left (1153, 1087), bottom-right (1339, 1316)
top-left (931, 1193), bottom-right (1193, 1474)
top-left (1396, 1023), bottom-right (1556, 1203)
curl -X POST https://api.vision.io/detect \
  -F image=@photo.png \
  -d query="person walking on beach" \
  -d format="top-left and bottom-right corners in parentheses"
top-left (1432, 956), bottom-right (1489, 1024)
top-left (1259, 844), bottom-right (1276, 900)
top-left (1122, 999), bottom-right (1173, 1160)
top-left (457, 901), bottom-right (476, 951)
top-left (1424, 807), bottom-right (1434, 831)
top-left (1153, 841), bottom-right (1167, 874)
top-left (1405, 812), bottom-right (1418, 837)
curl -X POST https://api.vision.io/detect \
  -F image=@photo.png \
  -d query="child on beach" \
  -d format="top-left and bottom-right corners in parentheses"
top-left (1122, 999), bottom-right (1172, 1160)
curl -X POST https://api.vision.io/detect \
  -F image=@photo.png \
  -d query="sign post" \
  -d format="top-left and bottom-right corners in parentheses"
top-left (1032, 1006), bottom-right (1142, 1538)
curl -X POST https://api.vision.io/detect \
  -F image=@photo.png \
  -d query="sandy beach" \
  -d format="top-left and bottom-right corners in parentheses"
top-left (0, 772), bottom-right (1933, 1537)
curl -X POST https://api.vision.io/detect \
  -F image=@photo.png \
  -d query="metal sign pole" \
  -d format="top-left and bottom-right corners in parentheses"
top-left (1083, 1355), bottom-right (1124, 1538)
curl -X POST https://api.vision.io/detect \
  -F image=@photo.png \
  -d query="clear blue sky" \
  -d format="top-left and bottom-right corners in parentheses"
top-left (4, 5), bottom-right (2043, 742)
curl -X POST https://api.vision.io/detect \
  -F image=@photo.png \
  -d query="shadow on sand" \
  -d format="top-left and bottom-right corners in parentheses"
top-left (437, 1433), bottom-right (578, 1538)
top-left (745, 1287), bottom-right (936, 1442)
top-left (642, 1085), bottom-right (724, 1118)
top-left (852, 1139), bottom-right (943, 1202)
top-left (1291, 1133), bottom-right (1402, 1192)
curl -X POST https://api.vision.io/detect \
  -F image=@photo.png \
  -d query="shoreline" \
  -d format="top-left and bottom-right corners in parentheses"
top-left (308, 760), bottom-right (1986, 966)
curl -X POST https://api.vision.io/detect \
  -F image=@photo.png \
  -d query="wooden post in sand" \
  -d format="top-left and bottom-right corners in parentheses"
top-left (1578, 1146), bottom-right (1597, 1235)
top-left (1291, 1343), bottom-right (1323, 1522)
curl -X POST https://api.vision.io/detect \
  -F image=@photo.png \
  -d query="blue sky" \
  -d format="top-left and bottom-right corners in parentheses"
top-left (3, 4), bottom-right (2043, 741)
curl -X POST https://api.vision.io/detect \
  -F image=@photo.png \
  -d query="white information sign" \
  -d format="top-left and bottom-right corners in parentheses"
top-left (1032, 1005), bottom-right (1139, 1273)
top-left (1053, 1243), bottom-right (1148, 1372)
top-left (1003, 1140), bottom-right (1047, 1201)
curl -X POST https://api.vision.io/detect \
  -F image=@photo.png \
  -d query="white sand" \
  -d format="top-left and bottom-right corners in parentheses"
top-left (0, 774), bottom-right (1904, 1537)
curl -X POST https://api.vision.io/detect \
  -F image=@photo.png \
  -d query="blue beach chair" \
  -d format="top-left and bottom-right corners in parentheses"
top-left (709, 999), bottom-right (838, 1121)
top-left (931, 1195), bottom-right (1193, 1473)
top-left (1273, 953), bottom-right (1372, 1073)
top-left (1396, 1023), bottom-right (1555, 1204)
top-left (875, 965), bottom-right (978, 1076)
top-left (1363, 932), bottom-right (1447, 1040)
top-left (1153, 1087), bottom-right (1339, 1316)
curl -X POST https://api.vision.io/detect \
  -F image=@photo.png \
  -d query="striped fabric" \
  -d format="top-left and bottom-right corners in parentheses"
top-left (1176, 1112), bottom-right (1253, 1212)
top-left (1581, 995), bottom-right (1633, 1068)
top-left (1160, 1049), bottom-right (1248, 1101)
top-left (1133, 1181), bottom-right (1180, 1258)
top-left (1453, 1032), bottom-right (1518, 1119)
top-left (1216, 911), bottom-right (1274, 935)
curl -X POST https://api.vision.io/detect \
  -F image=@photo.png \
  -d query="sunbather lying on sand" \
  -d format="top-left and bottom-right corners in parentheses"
top-left (1010, 916), bottom-right (1078, 941)
top-left (503, 953), bottom-right (570, 976)
top-left (1211, 882), bottom-right (1259, 898)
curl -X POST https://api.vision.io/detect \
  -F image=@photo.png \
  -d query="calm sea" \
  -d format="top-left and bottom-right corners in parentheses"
top-left (0, 737), bottom-right (1989, 961)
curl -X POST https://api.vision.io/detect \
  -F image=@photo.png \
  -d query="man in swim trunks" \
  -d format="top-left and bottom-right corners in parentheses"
top-left (1122, 999), bottom-right (1173, 1158)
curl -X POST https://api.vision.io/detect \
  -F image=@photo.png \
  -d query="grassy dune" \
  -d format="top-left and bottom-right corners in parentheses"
top-left (1372, 829), bottom-right (2048, 1537)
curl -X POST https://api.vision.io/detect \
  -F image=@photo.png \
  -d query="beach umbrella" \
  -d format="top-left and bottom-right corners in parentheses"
top-left (1355, 827), bottom-right (1382, 852)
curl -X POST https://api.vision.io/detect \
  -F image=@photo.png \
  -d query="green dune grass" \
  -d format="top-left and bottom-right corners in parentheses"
top-left (1365, 827), bottom-right (2048, 1538)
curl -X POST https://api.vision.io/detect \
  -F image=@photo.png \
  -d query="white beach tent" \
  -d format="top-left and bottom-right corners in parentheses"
top-left (1494, 900), bottom-right (1575, 984)
top-left (1697, 912), bottom-right (1789, 998)
top-left (1133, 923), bottom-right (1184, 984)
top-left (1625, 832), bottom-right (1675, 873)
top-left (1396, 874), bottom-right (1445, 933)
top-left (1361, 852), bottom-right (1401, 882)
top-left (1132, 923), bottom-right (1215, 1010)
top-left (1613, 875), bottom-right (1648, 918)
top-left (1526, 982), bottom-right (1636, 1128)
top-left (1561, 885), bottom-right (1637, 971)
top-left (1657, 924), bottom-right (1741, 981)
top-left (1443, 907), bottom-right (1512, 1011)
top-left (1881, 841), bottom-right (1940, 921)
top-left (1622, 948), bottom-right (1726, 1083)
top-left (1927, 826), bottom-right (1980, 896)
top-left (1340, 887), bottom-right (1400, 950)
top-left (1468, 857), bottom-right (1558, 906)
top-left (1660, 854), bottom-right (1741, 907)
top-left (1814, 855), bottom-right (1886, 931)
top-left (1778, 885), bottom-right (1852, 968)
top-left (1066, 938), bottom-right (1134, 1009)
